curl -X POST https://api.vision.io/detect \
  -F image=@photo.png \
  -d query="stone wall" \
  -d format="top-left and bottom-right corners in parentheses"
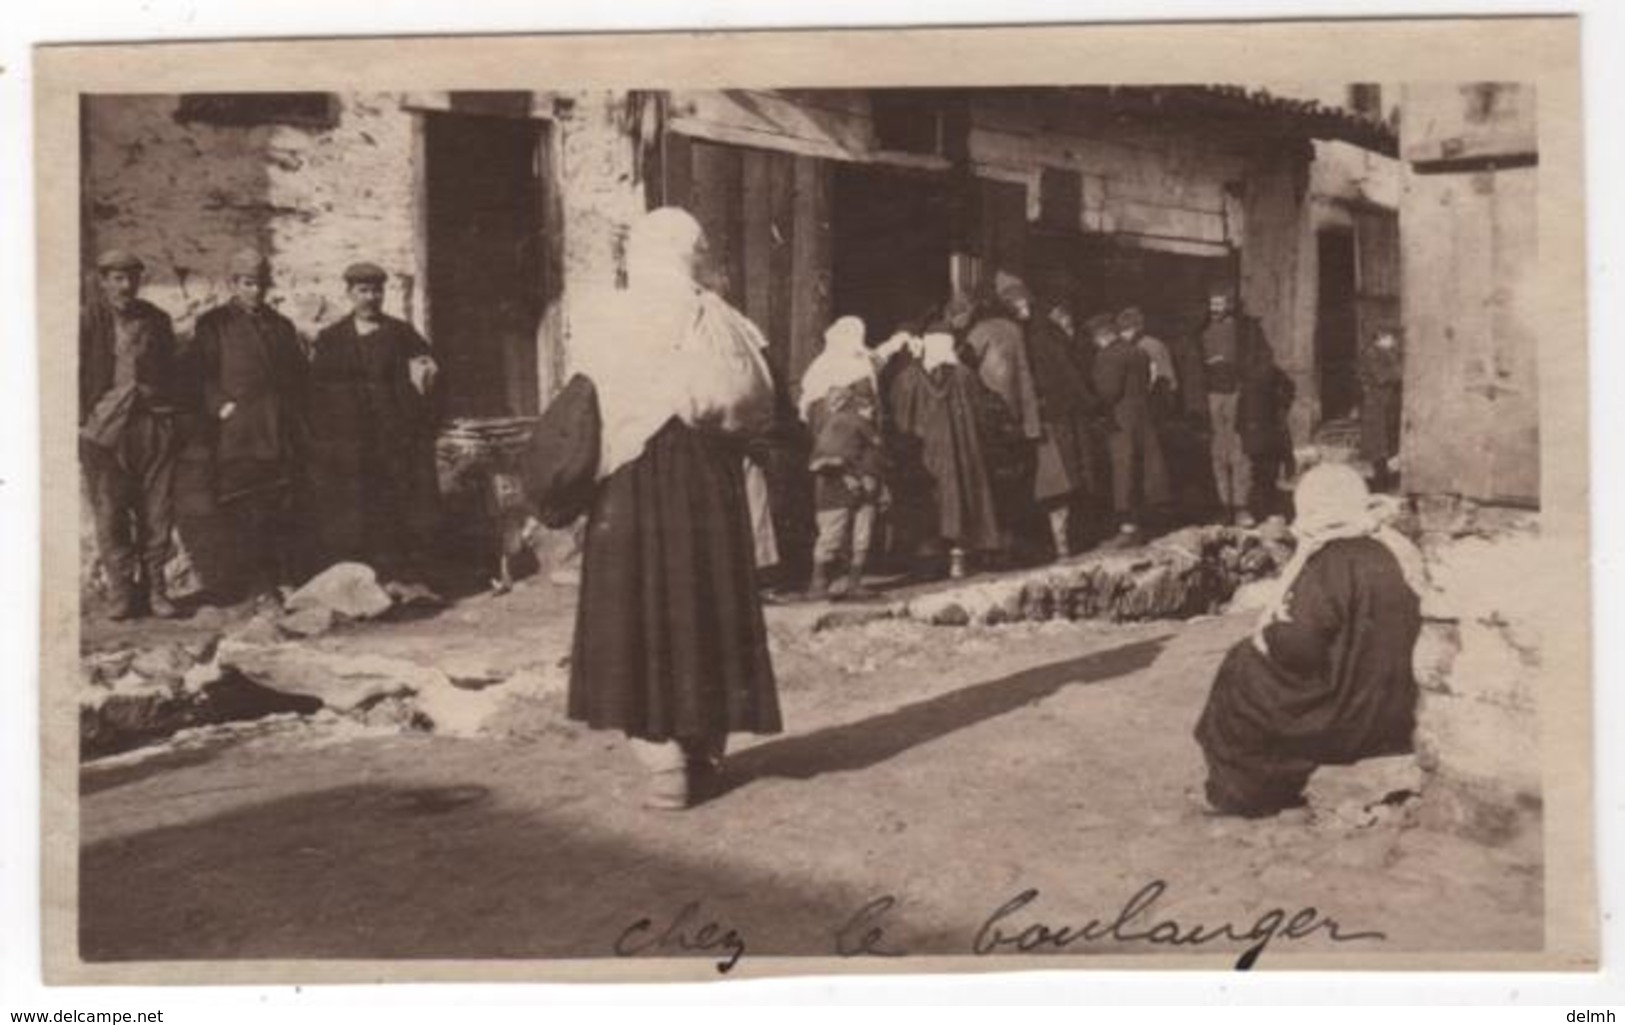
top-left (81, 93), bottom-right (426, 601)
top-left (79, 90), bottom-right (653, 598)
top-left (83, 93), bottom-right (423, 338)
top-left (1410, 500), bottom-right (1543, 840)
top-left (541, 91), bottom-right (647, 402)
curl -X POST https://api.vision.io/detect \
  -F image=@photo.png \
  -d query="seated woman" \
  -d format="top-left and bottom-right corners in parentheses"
top-left (1193, 463), bottom-right (1428, 817)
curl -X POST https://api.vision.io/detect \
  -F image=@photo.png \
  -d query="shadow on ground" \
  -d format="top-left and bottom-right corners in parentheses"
top-left (723, 636), bottom-right (1170, 790)
top-left (80, 780), bottom-right (883, 963)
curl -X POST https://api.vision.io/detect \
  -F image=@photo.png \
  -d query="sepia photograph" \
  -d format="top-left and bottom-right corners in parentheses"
top-left (31, 16), bottom-right (1595, 985)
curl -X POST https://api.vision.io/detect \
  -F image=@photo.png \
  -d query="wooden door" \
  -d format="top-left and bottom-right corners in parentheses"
top-left (655, 133), bottom-right (835, 580)
top-left (424, 112), bottom-right (550, 419)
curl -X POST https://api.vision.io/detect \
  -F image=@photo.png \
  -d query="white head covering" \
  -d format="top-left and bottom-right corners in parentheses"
top-left (571, 207), bottom-right (774, 479)
top-left (1259, 463), bottom-right (1429, 631)
top-left (921, 331), bottom-right (959, 372)
top-left (798, 315), bottom-right (872, 419)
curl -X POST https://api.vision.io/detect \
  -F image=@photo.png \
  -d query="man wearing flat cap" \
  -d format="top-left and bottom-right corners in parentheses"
top-left (80, 248), bottom-right (182, 619)
top-left (964, 271), bottom-right (1044, 561)
top-left (306, 261), bottom-right (440, 584)
top-left (193, 247), bottom-right (310, 609)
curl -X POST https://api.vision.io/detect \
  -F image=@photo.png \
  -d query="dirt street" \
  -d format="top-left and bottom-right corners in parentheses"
top-left (78, 579), bottom-right (1543, 972)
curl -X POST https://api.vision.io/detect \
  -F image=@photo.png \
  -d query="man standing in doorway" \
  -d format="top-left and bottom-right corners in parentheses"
top-left (79, 249), bottom-right (182, 620)
top-left (1182, 282), bottom-right (1280, 527)
top-left (195, 248), bottom-right (310, 608)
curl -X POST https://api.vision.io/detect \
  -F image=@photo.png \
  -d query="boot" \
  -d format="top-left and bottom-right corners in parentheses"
top-left (841, 559), bottom-right (877, 602)
top-left (1101, 523), bottom-right (1142, 551)
top-left (107, 586), bottom-right (140, 621)
top-left (948, 547), bottom-right (968, 580)
top-left (145, 562), bottom-right (179, 619)
top-left (147, 583), bottom-right (179, 619)
top-left (807, 562), bottom-right (833, 600)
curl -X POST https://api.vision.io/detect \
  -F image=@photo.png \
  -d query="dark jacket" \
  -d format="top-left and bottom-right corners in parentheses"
top-left (1358, 339), bottom-right (1403, 465)
top-left (306, 314), bottom-right (441, 561)
top-left (1179, 312), bottom-right (1281, 456)
top-left (79, 296), bottom-right (178, 420)
top-left (808, 386), bottom-right (886, 482)
top-left (1026, 318), bottom-right (1105, 503)
top-left (1093, 338), bottom-right (1171, 511)
top-left (194, 299), bottom-right (309, 473)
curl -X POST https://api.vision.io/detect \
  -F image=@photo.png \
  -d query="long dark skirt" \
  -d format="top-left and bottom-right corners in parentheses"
top-left (567, 419), bottom-right (782, 743)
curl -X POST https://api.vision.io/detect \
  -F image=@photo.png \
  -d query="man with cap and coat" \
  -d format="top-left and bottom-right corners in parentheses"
top-left (1025, 292), bottom-right (1105, 559)
top-left (1089, 311), bottom-right (1170, 547)
top-left (194, 247), bottom-right (310, 607)
top-left (1180, 282), bottom-right (1283, 527)
top-left (963, 272), bottom-right (1043, 560)
top-left (80, 249), bottom-right (183, 619)
top-left (307, 262), bottom-right (441, 583)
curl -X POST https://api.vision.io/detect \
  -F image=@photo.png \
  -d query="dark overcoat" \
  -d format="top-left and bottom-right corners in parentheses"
top-left (194, 300), bottom-right (309, 500)
top-left (1178, 313), bottom-right (1281, 457)
top-left (1092, 338), bottom-right (1170, 512)
top-left (306, 315), bottom-right (440, 565)
top-left (79, 297), bottom-right (178, 420)
top-left (1025, 318), bottom-right (1105, 504)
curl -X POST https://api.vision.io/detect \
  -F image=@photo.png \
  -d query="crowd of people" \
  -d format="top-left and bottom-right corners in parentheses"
top-left (82, 207), bottom-right (1422, 816)
top-left (80, 248), bottom-right (441, 620)
top-left (517, 206), bottom-right (1422, 814)
top-left (791, 268), bottom-right (1301, 597)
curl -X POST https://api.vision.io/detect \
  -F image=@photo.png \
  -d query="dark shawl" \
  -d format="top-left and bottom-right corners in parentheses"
top-left (1195, 537), bottom-right (1422, 808)
top-left (524, 373), bottom-right (602, 529)
top-left (889, 359), bottom-right (1003, 551)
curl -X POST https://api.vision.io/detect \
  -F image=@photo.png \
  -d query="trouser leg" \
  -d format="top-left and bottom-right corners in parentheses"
top-left (812, 507), bottom-right (853, 567)
top-left (850, 502), bottom-right (875, 566)
top-left (84, 446), bottom-right (137, 606)
top-left (227, 487), bottom-right (294, 599)
top-left (1247, 454), bottom-right (1280, 521)
top-left (1047, 504), bottom-right (1071, 556)
top-left (1207, 393), bottom-right (1244, 514)
top-left (1109, 432), bottom-right (1136, 522)
top-left (127, 415), bottom-right (179, 595)
top-left (227, 496), bottom-right (271, 599)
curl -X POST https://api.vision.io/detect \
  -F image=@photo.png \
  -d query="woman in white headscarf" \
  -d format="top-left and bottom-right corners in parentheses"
top-left (527, 207), bottom-right (781, 811)
top-left (799, 316), bottom-right (910, 598)
top-left (1193, 462), bottom-right (1428, 817)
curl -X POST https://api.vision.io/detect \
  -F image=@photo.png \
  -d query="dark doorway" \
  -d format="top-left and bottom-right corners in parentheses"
top-left (424, 112), bottom-right (550, 419)
top-left (1029, 231), bottom-right (1236, 342)
top-left (831, 164), bottom-right (953, 340)
top-left (1315, 227), bottom-right (1360, 423)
